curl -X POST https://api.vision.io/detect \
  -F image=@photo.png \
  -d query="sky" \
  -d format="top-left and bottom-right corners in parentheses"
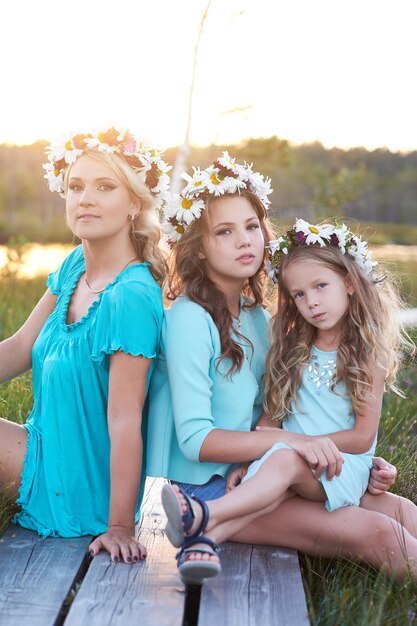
top-left (1, 0), bottom-right (416, 152)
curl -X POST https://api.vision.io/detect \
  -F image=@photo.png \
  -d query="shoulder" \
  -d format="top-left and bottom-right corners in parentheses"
top-left (165, 297), bottom-right (216, 339)
top-left (97, 264), bottom-right (163, 330)
top-left (107, 263), bottom-right (162, 304)
top-left (166, 296), bottom-right (212, 324)
top-left (47, 245), bottom-right (84, 294)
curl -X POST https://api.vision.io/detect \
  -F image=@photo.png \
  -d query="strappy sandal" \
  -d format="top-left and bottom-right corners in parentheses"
top-left (176, 535), bottom-right (222, 585)
top-left (161, 483), bottom-right (210, 547)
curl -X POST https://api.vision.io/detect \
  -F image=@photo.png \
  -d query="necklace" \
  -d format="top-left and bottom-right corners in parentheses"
top-left (84, 257), bottom-right (138, 294)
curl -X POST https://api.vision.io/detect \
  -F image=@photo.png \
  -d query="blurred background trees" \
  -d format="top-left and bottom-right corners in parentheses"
top-left (0, 137), bottom-right (416, 243)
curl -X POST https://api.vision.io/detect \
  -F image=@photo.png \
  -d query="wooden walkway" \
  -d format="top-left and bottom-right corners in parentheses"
top-left (0, 478), bottom-right (309, 626)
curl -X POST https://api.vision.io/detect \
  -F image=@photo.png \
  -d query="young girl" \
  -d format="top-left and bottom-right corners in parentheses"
top-left (146, 156), bottom-right (401, 585)
top-left (0, 127), bottom-right (169, 563)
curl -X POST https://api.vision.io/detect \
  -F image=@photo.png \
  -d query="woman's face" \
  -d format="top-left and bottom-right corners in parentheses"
top-left (65, 154), bottom-right (138, 243)
top-left (198, 194), bottom-right (265, 288)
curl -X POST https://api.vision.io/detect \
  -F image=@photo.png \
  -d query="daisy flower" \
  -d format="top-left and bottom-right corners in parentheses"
top-left (176, 196), bottom-right (205, 225)
top-left (181, 167), bottom-right (206, 195)
top-left (203, 166), bottom-right (229, 195)
top-left (333, 223), bottom-right (349, 252)
top-left (294, 219), bottom-right (334, 246)
top-left (248, 172), bottom-right (273, 205)
top-left (164, 219), bottom-right (186, 246)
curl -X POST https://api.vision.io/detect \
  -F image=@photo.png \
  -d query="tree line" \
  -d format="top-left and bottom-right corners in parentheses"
top-left (0, 137), bottom-right (416, 243)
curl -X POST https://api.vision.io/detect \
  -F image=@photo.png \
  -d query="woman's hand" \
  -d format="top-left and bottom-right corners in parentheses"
top-left (256, 426), bottom-right (343, 480)
top-left (88, 525), bottom-right (147, 564)
top-left (226, 464), bottom-right (249, 492)
top-left (367, 457), bottom-right (397, 495)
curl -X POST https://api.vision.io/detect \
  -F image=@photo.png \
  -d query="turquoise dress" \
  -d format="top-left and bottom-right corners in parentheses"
top-left (13, 245), bottom-right (163, 537)
top-left (146, 295), bottom-right (270, 484)
top-left (245, 346), bottom-right (376, 511)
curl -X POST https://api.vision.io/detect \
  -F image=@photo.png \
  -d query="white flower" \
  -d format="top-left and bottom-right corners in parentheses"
top-left (84, 134), bottom-right (119, 153)
top-left (222, 175), bottom-right (246, 194)
top-left (181, 167), bottom-right (206, 195)
top-left (43, 162), bottom-right (64, 193)
top-left (333, 223), bottom-right (349, 252)
top-left (48, 135), bottom-right (83, 165)
top-left (217, 151), bottom-right (240, 176)
top-left (203, 166), bottom-right (229, 195)
top-left (264, 259), bottom-right (279, 284)
top-left (269, 237), bottom-right (286, 255)
top-left (248, 172), bottom-right (273, 205)
top-left (164, 219), bottom-right (186, 245)
top-left (295, 219), bottom-right (334, 246)
top-left (176, 196), bottom-right (205, 225)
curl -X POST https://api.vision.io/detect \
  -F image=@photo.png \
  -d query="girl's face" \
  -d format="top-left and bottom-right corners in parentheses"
top-left (284, 260), bottom-right (351, 341)
top-left (198, 195), bottom-right (265, 289)
top-left (65, 155), bottom-right (138, 243)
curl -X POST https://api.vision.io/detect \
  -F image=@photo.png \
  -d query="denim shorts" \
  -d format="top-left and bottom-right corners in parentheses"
top-left (172, 474), bottom-right (227, 501)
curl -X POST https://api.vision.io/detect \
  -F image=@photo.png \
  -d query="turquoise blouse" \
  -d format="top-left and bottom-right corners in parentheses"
top-left (14, 245), bottom-right (163, 537)
top-left (146, 295), bottom-right (270, 484)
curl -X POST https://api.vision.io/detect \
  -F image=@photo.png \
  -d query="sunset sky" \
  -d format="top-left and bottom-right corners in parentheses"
top-left (1, 0), bottom-right (416, 152)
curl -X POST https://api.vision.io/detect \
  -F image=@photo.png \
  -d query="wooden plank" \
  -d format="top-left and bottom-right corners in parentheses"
top-left (198, 541), bottom-right (310, 626)
top-left (0, 524), bottom-right (91, 626)
top-left (65, 477), bottom-right (184, 626)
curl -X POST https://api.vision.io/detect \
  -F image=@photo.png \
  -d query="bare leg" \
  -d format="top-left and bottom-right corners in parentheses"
top-left (206, 449), bottom-right (325, 529)
top-left (361, 491), bottom-right (417, 538)
top-left (229, 496), bottom-right (417, 579)
top-left (0, 417), bottom-right (27, 501)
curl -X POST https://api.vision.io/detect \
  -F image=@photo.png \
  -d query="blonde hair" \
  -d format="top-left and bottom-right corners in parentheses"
top-left (168, 190), bottom-right (276, 375)
top-left (64, 149), bottom-right (166, 285)
top-left (264, 245), bottom-right (413, 423)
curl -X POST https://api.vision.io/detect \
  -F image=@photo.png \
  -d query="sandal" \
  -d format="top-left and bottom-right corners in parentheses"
top-left (161, 483), bottom-right (209, 547)
top-left (176, 535), bottom-right (222, 585)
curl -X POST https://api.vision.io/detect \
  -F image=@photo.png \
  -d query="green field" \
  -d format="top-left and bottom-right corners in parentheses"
top-left (0, 256), bottom-right (416, 624)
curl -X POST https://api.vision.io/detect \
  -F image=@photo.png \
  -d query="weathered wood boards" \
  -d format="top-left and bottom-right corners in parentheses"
top-left (198, 542), bottom-right (310, 626)
top-left (65, 478), bottom-right (184, 626)
top-left (0, 478), bottom-right (310, 626)
top-left (0, 525), bottom-right (91, 626)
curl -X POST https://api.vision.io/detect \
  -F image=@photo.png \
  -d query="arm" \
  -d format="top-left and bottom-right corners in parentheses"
top-left (0, 289), bottom-right (56, 383)
top-left (322, 359), bottom-right (386, 454)
top-left (89, 351), bottom-right (151, 564)
top-left (254, 361), bottom-right (385, 477)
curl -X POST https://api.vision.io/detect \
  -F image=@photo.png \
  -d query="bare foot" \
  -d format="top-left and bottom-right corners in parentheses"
top-left (171, 485), bottom-right (219, 565)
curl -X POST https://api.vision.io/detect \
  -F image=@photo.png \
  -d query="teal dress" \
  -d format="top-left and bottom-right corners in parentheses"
top-left (146, 295), bottom-right (270, 484)
top-left (245, 346), bottom-right (376, 511)
top-left (13, 245), bottom-right (163, 537)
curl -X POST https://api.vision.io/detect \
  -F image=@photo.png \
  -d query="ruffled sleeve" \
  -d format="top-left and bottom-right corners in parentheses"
top-left (91, 277), bottom-right (163, 369)
top-left (46, 245), bottom-right (84, 295)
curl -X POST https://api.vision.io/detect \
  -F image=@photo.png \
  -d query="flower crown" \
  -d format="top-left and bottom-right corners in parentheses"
top-left (163, 151), bottom-right (273, 246)
top-left (43, 127), bottom-right (171, 209)
top-left (267, 218), bottom-right (378, 282)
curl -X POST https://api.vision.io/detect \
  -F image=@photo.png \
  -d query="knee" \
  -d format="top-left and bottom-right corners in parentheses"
top-left (396, 495), bottom-right (417, 523)
top-left (269, 448), bottom-right (305, 477)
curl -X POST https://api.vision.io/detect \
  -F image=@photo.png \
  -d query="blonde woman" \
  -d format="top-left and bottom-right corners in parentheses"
top-left (0, 128), bottom-right (169, 563)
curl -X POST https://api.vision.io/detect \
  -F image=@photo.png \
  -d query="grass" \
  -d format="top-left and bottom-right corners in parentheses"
top-left (0, 254), bottom-right (416, 623)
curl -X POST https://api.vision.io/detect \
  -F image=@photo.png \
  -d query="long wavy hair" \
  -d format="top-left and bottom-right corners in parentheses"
top-left (167, 189), bottom-right (276, 375)
top-left (264, 245), bottom-right (413, 423)
top-left (64, 149), bottom-right (166, 285)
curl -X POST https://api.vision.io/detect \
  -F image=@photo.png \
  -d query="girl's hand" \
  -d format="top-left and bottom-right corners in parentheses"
top-left (226, 464), bottom-right (249, 492)
top-left (256, 427), bottom-right (343, 480)
top-left (88, 526), bottom-right (147, 564)
top-left (367, 457), bottom-right (397, 495)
